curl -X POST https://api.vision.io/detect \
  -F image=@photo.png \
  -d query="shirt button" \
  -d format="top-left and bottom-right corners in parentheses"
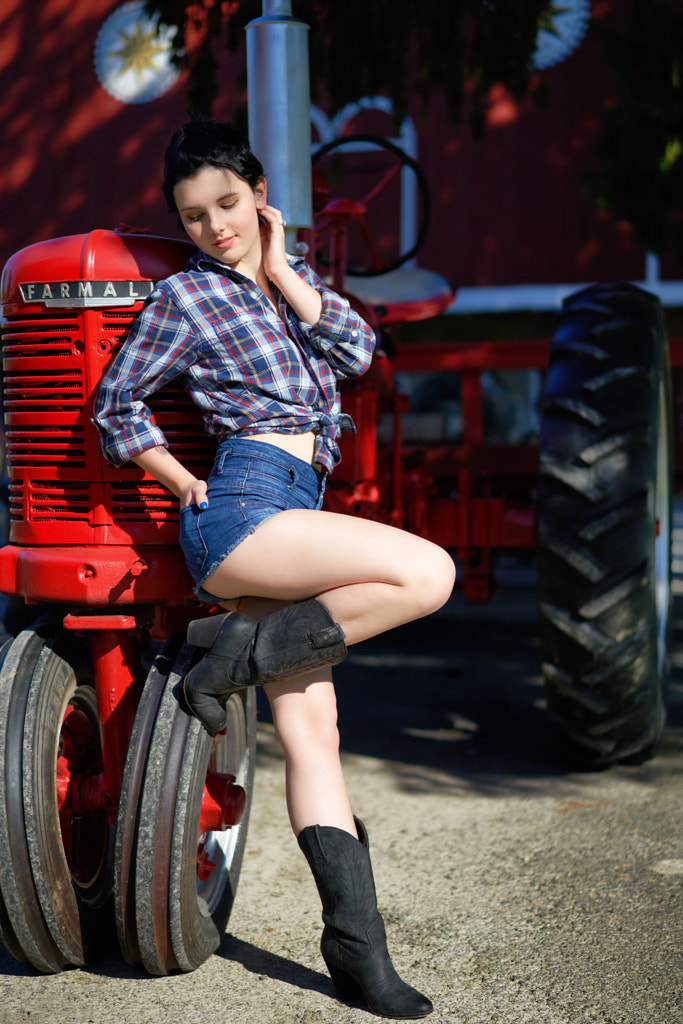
top-left (351, 330), bottom-right (358, 337)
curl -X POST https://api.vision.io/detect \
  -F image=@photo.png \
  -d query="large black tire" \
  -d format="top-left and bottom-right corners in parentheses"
top-left (114, 637), bottom-right (256, 975)
top-left (0, 623), bottom-right (114, 971)
top-left (537, 282), bottom-right (672, 767)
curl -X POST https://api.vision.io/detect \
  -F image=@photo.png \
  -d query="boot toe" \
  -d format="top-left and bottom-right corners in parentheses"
top-left (363, 975), bottom-right (434, 1018)
top-left (182, 678), bottom-right (227, 734)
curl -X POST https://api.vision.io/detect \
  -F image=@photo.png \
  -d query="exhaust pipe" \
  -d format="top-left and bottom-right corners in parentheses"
top-left (246, 1), bottom-right (312, 247)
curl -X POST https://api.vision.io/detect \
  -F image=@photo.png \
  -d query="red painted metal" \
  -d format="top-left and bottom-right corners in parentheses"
top-left (89, 629), bottom-right (144, 819)
top-left (0, 229), bottom-right (210, 550)
top-left (198, 771), bottom-right (247, 834)
top-left (393, 339), bottom-right (550, 373)
top-left (0, 544), bottom-right (194, 606)
top-left (56, 698), bottom-right (110, 885)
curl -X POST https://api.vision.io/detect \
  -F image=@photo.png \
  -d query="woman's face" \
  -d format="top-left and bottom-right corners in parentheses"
top-left (174, 165), bottom-right (267, 276)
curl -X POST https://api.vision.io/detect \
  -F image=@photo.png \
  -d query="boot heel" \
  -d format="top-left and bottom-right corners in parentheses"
top-left (324, 960), bottom-right (363, 1002)
top-left (187, 613), bottom-right (229, 649)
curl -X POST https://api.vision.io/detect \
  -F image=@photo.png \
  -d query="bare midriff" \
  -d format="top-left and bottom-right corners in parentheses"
top-left (240, 430), bottom-right (318, 466)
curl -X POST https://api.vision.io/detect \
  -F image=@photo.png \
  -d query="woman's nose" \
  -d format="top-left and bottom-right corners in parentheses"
top-left (209, 209), bottom-right (227, 233)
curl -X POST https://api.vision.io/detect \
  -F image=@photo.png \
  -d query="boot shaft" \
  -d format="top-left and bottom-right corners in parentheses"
top-left (297, 821), bottom-right (379, 934)
top-left (184, 598), bottom-right (347, 732)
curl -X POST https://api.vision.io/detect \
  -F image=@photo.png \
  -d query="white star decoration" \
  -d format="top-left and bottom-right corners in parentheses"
top-left (94, 1), bottom-right (180, 105)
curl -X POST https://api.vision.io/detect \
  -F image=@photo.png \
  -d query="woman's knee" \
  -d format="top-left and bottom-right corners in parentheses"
top-left (406, 542), bottom-right (455, 616)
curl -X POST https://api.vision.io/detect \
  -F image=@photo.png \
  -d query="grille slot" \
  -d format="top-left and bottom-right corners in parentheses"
top-left (3, 344), bottom-right (74, 358)
top-left (6, 425), bottom-right (86, 468)
top-left (28, 480), bottom-right (92, 520)
top-left (3, 368), bottom-right (85, 409)
top-left (109, 482), bottom-right (179, 521)
top-left (2, 315), bottom-right (79, 327)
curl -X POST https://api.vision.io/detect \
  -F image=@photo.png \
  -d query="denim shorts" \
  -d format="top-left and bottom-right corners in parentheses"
top-left (179, 436), bottom-right (326, 602)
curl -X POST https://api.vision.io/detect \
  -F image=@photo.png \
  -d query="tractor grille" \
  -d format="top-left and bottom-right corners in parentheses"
top-left (2, 306), bottom-right (214, 542)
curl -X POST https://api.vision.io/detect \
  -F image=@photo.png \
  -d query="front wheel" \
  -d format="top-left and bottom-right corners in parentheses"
top-left (537, 282), bottom-right (672, 767)
top-left (0, 623), bottom-right (114, 971)
top-left (114, 637), bottom-right (256, 974)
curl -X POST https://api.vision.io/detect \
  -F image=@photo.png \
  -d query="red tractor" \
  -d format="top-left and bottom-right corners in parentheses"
top-left (0, 4), bottom-right (677, 979)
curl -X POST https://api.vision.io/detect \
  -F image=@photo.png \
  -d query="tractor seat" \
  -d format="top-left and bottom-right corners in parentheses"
top-left (341, 266), bottom-right (455, 325)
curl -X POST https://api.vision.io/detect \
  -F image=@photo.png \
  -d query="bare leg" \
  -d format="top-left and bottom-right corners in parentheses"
top-left (212, 521), bottom-right (444, 1017)
top-left (265, 670), bottom-right (355, 836)
top-left (238, 598), bottom-right (356, 837)
top-left (203, 510), bottom-right (456, 643)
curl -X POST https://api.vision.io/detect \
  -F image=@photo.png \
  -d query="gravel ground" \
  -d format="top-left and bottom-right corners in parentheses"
top-left (0, 572), bottom-right (682, 1024)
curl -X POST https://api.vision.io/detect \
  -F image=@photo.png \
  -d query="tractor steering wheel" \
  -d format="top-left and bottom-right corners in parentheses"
top-left (311, 134), bottom-right (431, 278)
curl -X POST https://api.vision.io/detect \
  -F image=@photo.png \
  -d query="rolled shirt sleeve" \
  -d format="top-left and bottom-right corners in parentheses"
top-left (93, 286), bottom-right (198, 465)
top-left (294, 263), bottom-right (376, 379)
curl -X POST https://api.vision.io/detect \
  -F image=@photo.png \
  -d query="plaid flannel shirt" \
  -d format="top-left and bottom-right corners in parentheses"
top-left (94, 251), bottom-right (375, 474)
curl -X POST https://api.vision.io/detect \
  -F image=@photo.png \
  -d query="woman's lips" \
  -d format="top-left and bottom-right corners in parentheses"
top-left (215, 236), bottom-right (235, 250)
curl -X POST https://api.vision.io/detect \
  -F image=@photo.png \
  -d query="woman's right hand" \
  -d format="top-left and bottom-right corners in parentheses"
top-left (131, 446), bottom-right (208, 509)
top-left (180, 478), bottom-right (208, 510)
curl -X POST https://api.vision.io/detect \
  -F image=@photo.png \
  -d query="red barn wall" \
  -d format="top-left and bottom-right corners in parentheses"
top-left (0, 0), bottom-right (673, 292)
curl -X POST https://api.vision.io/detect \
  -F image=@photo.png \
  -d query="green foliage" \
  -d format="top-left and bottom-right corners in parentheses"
top-left (583, 0), bottom-right (683, 261)
top-left (145, 0), bottom-right (551, 135)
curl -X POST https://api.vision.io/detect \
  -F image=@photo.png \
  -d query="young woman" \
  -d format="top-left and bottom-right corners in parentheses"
top-left (94, 118), bottom-right (455, 1019)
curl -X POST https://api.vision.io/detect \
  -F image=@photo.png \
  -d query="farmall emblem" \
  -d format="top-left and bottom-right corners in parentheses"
top-left (18, 280), bottom-right (154, 308)
top-left (94, 1), bottom-right (180, 105)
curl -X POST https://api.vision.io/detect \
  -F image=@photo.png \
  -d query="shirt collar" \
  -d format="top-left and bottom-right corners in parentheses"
top-left (186, 250), bottom-right (306, 278)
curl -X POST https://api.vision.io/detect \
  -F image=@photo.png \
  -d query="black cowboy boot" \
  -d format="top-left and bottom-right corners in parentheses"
top-left (183, 598), bottom-right (347, 733)
top-left (298, 818), bottom-right (433, 1019)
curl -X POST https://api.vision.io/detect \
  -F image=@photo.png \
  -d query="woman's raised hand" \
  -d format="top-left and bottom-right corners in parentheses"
top-left (259, 204), bottom-right (289, 282)
top-left (258, 203), bottom-right (323, 327)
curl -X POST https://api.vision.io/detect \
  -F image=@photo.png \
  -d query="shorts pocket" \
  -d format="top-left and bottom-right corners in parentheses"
top-left (178, 503), bottom-right (210, 581)
top-left (240, 459), bottom-right (299, 510)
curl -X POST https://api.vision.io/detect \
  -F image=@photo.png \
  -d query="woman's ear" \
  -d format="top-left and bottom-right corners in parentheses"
top-left (255, 177), bottom-right (267, 209)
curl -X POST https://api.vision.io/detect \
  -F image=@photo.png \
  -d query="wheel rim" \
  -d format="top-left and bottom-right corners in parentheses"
top-left (55, 686), bottom-right (108, 890)
top-left (654, 374), bottom-right (672, 679)
top-left (196, 692), bottom-right (248, 915)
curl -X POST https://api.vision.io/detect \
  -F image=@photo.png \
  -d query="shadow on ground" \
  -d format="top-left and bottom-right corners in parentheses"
top-left (256, 569), bottom-right (683, 796)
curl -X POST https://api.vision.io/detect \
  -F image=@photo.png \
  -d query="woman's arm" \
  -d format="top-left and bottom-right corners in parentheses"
top-left (270, 260), bottom-right (323, 326)
top-left (94, 284), bottom-right (198, 466)
top-left (259, 202), bottom-right (375, 378)
top-left (259, 205), bottom-right (323, 326)
top-left (132, 446), bottom-right (208, 508)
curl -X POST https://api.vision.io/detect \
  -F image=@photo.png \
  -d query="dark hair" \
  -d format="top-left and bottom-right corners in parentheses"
top-left (162, 117), bottom-right (264, 212)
